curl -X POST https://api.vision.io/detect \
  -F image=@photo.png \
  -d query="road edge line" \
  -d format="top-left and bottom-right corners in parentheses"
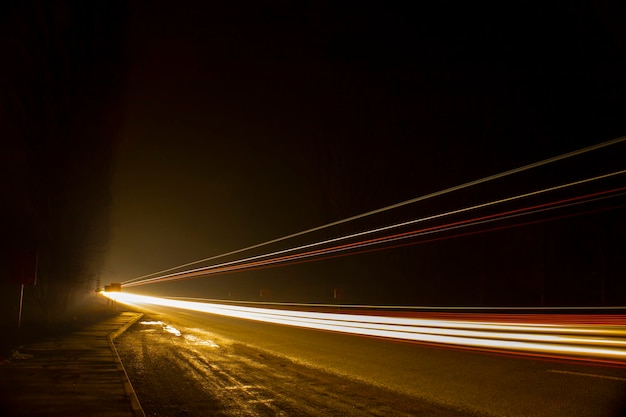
top-left (547, 369), bottom-right (626, 381)
top-left (108, 312), bottom-right (146, 417)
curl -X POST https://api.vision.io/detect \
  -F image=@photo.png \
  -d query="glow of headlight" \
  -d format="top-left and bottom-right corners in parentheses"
top-left (103, 292), bottom-right (626, 360)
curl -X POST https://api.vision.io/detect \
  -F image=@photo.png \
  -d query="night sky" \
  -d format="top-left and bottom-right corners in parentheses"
top-left (3, 1), bottom-right (626, 317)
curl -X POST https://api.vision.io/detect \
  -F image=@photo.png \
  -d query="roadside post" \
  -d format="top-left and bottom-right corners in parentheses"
top-left (13, 250), bottom-right (38, 329)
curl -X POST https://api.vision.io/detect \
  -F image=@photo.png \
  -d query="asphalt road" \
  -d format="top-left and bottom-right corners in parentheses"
top-left (116, 304), bottom-right (626, 417)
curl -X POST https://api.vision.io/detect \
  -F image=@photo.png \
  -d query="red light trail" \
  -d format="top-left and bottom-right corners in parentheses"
top-left (102, 292), bottom-right (626, 366)
top-left (123, 185), bottom-right (626, 288)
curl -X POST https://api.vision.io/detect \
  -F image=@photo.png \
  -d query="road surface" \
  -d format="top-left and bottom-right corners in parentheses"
top-left (114, 303), bottom-right (626, 417)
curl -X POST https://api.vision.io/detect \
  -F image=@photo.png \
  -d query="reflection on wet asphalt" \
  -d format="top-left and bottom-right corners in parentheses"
top-left (115, 314), bottom-right (475, 417)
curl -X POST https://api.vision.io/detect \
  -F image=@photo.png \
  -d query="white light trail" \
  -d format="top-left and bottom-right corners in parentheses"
top-left (103, 292), bottom-right (626, 363)
top-left (132, 171), bottom-right (625, 286)
top-left (122, 186), bottom-right (626, 288)
top-left (122, 136), bottom-right (626, 285)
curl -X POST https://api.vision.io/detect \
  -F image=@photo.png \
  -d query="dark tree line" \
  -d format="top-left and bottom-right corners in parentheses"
top-left (0, 1), bottom-right (129, 324)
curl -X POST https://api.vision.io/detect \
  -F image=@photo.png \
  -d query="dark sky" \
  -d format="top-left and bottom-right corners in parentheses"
top-left (99, 1), bottom-right (626, 305)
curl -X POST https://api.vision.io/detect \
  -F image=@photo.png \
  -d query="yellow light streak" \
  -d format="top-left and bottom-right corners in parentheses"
top-left (103, 292), bottom-right (626, 361)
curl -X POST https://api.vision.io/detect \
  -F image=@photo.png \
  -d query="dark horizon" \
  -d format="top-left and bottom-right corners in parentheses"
top-left (2, 1), bottom-right (626, 325)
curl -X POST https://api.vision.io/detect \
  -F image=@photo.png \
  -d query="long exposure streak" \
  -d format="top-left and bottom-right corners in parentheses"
top-left (123, 171), bottom-right (626, 286)
top-left (122, 136), bottom-right (626, 284)
top-left (123, 186), bottom-right (626, 287)
top-left (102, 292), bottom-right (626, 365)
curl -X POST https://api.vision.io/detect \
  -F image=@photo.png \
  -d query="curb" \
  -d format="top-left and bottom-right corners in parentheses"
top-left (108, 312), bottom-right (146, 417)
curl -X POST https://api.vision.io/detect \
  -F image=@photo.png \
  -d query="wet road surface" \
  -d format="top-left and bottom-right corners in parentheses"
top-left (114, 307), bottom-right (626, 417)
top-left (115, 314), bottom-right (479, 416)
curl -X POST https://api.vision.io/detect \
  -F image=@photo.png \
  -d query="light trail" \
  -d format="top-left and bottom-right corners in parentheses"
top-left (123, 170), bottom-right (626, 286)
top-left (123, 186), bottom-right (626, 287)
top-left (172, 296), bottom-right (626, 313)
top-left (122, 136), bottom-right (626, 285)
top-left (124, 197), bottom-right (626, 287)
top-left (102, 292), bottom-right (626, 364)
